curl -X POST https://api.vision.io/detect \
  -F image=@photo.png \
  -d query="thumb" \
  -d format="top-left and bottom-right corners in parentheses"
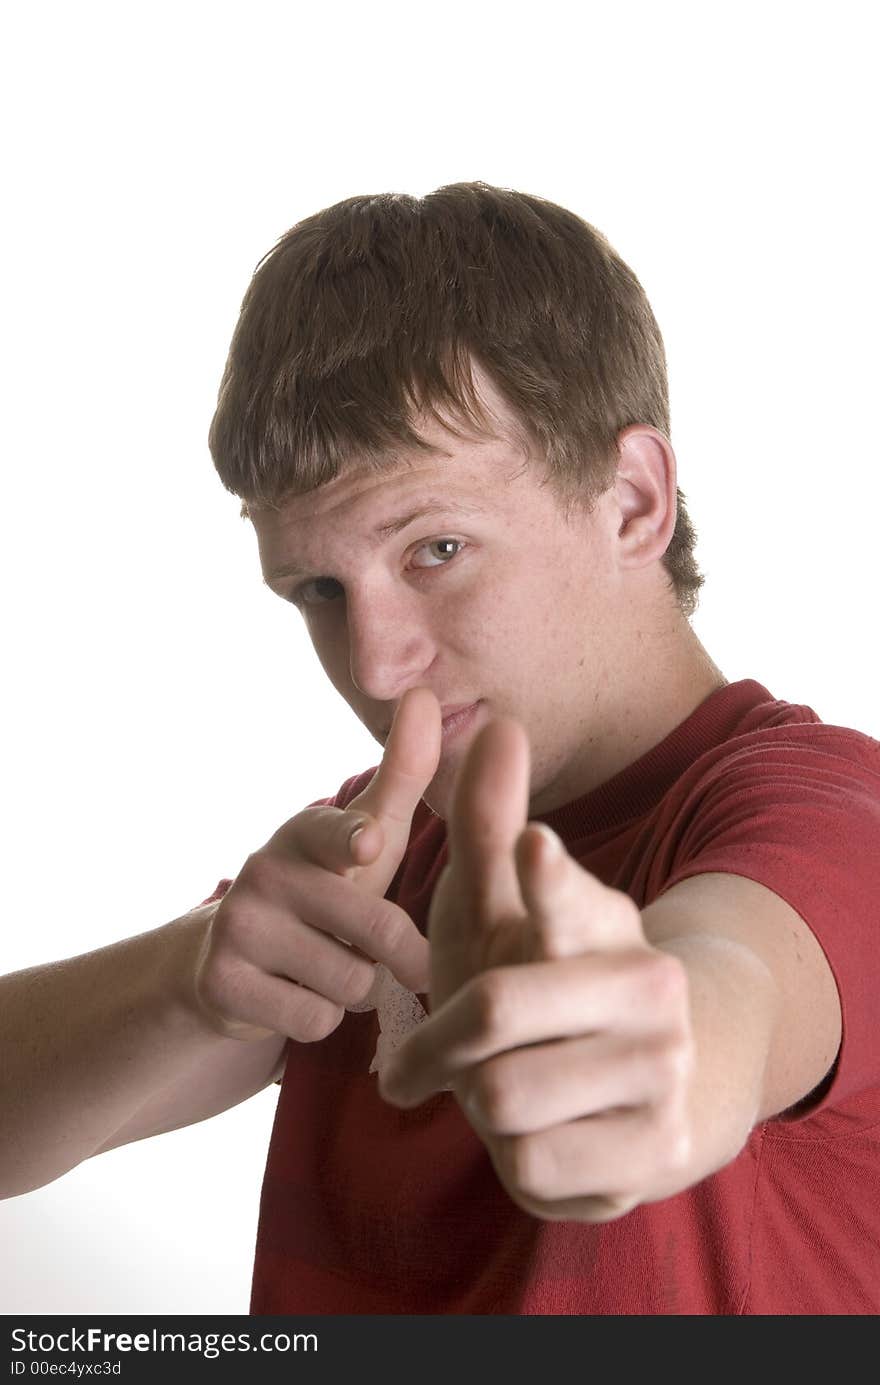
top-left (346, 686), bottom-right (442, 896)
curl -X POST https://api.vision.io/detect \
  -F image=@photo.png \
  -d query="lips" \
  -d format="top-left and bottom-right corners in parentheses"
top-left (439, 701), bottom-right (482, 742)
top-left (440, 702), bottom-right (477, 722)
top-left (376, 698), bottom-right (481, 742)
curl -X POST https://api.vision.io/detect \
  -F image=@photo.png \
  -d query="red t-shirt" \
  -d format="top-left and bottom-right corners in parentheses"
top-left (204, 679), bottom-right (880, 1314)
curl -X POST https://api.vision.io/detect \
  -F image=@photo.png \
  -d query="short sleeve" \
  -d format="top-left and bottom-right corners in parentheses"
top-left (197, 878), bottom-right (235, 908)
top-left (658, 729), bottom-right (880, 1121)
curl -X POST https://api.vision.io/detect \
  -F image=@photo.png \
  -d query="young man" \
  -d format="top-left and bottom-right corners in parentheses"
top-left (2, 184), bottom-right (878, 1314)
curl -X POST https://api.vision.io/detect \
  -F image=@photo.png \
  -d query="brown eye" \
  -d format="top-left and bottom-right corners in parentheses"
top-left (296, 577), bottom-right (343, 608)
top-left (411, 538), bottom-right (465, 568)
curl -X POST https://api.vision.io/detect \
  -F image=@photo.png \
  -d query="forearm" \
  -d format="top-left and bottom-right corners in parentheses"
top-left (649, 933), bottom-right (779, 1200)
top-left (0, 904), bottom-right (233, 1198)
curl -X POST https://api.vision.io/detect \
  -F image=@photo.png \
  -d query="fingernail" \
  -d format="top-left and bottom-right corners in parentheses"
top-left (349, 823), bottom-right (366, 847)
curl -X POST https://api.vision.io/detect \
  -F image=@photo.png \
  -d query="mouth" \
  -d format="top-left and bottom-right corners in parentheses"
top-left (440, 700), bottom-right (482, 742)
top-left (375, 698), bottom-right (483, 745)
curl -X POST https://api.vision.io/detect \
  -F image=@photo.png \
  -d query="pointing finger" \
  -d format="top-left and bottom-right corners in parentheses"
top-left (344, 685), bottom-right (442, 895)
top-left (447, 717), bottom-right (531, 925)
top-left (352, 685), bottom-right (442, 829)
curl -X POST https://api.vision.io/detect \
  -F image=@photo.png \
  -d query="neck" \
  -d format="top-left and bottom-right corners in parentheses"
top-left (531, 606), bottom-right (728, 815)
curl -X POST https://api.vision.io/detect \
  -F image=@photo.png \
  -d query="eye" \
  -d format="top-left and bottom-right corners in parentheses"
top-left (411, 538), bottom-right (465, 569)
top-left (295, 576), bottom-right (344, 608)
top-left (292, 538), bottom-right (466, 608)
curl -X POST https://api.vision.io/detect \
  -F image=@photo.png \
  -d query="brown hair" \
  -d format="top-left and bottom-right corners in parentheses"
top-left (209, 182), bottom-right (704, 617)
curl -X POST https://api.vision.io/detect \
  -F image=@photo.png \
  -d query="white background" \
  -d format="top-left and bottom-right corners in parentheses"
top-left (2, 0), bottom-right (877, 1314)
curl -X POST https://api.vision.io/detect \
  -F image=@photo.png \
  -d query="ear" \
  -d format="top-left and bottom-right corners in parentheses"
top-left (610, 425), bottom-right (678, 566)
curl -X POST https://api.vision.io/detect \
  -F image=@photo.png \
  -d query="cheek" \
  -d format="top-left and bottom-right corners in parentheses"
top-left (478, 562), bottom-right (582, 652)
top-left (306, 619), bottom-right (352, 692)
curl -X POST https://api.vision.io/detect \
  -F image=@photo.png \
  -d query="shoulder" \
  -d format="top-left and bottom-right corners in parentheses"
top-left (666, 712), bottom-right (880, 851)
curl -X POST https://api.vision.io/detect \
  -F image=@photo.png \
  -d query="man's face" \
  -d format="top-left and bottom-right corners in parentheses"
top-left (254, 402), bottom-right (633, 820)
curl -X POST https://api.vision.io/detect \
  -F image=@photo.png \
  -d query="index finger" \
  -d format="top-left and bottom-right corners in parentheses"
top-left (271, 803), bottom-right (376, 875)
top-left (350, 685), bottom-right (442, 829)
top-left (282, 862), bottom-right (429, 993)
top-left (447, 717), bottom-right (531, 924)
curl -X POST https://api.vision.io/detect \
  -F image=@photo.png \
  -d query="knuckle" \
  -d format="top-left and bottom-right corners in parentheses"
top-left (647, 1033), bottom-right (692, 1094)
top-left (237, 849), bottom-right (282, 896)
top-left (650, 950), bottom-right (689, 1006)
top-left (305, 805), bottom-right (368, 856)
top-left (338, 955), bottom-right (378, 1007)
top-left (630, 948), bottom-right (687, 1009)
top-left (647, 1101), bottom-right (692, 1179)
top-left (500, 1134), bottom-right (554, 1202)
top-left (290, 804), bottom-right (333, 840)
top-left (531, 916), bottom-right (574, 961)
top-left (362, 898), bottom-right (410, 960)
top-left (667, 1125), bottom-right (693, 1174)
top-left (618, 892), bottom-right (644, 932)
top-left (467, 970), bottom-right (518, 1040)
top-left (353, 897), bottom-right (394, 955)
top-left (660, 1117), bottom-right (693, 1177)
top-left (377, 898), bottom-right (410, 949)
top-left (290, 992), bottom-right (345, 1043)
top-left (468, 1057), bottom-right (520, 1131)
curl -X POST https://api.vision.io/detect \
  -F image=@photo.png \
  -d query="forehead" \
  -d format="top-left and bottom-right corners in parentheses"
top-left (251, 421), bottom-right (543, 580)
top-left (252, 360), bottom-right (540, 527)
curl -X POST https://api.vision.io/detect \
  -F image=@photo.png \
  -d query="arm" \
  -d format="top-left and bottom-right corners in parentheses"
top-left (641, 869), bottom-right (842, 1183)
top-left (381, 717), bottom-right (844, 1220)
top-left (1, 686), bottom-right (443, 1202)
top-left (0, 903), bottom-right (286, 1200)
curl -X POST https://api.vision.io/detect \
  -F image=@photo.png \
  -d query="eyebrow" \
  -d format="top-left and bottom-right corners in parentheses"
top-left (265, 498), bottom-right (487, 583)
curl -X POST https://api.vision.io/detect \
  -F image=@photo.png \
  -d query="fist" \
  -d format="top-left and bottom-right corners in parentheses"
top-left (380, 716), bottom-right (695, 1222)
top-left (192, 687), bottom-right (442, 1044)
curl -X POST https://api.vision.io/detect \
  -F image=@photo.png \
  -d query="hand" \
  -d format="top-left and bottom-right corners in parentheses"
top-left (193, 687), bottom-right (441, 1043)
top-left (379, 716), bottom-right (695, 1223)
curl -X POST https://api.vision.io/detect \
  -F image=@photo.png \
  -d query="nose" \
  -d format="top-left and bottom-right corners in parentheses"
top-left (346, 585), bottom-right (438, 703)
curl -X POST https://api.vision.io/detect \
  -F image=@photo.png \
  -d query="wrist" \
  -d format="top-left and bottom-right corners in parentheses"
top-left (153, 902), bottom-right (225, 1041)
